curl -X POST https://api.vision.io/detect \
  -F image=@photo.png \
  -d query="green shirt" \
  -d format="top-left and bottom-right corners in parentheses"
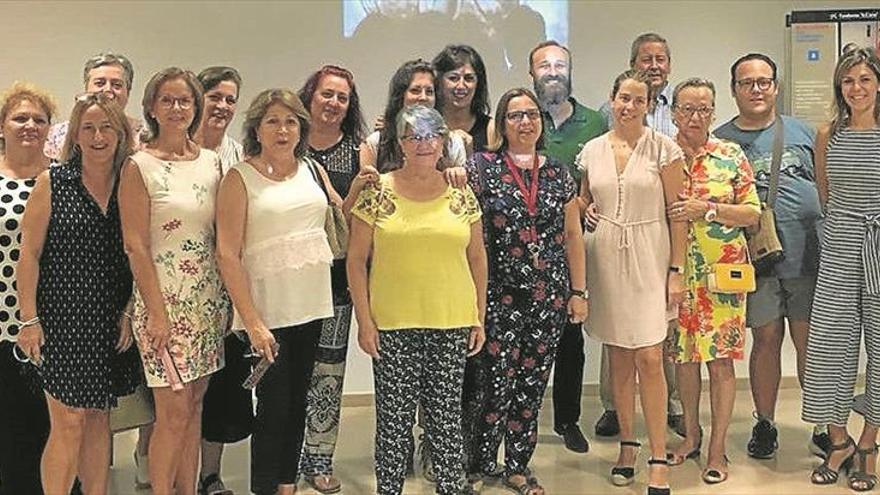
top-left (542, 97), bottom-right (607, 183)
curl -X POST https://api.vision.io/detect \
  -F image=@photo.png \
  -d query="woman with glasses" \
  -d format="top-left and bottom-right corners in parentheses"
top-left (348, 104), bottom-right (486, 495)
top-left (119, 67), bottom-right (229, 495)
top-left (0, 82), bottom-right (56, 495)
top-left (216, 89), bottom-right (338, 495)
top-left (467, 88), bottom-right (586, 495)
top-left (577, 70), bottom-right (687, 495)
top-left (17, 92), bottom-right (141, 495)
top-left (665, 78), bottom-right (760, 486)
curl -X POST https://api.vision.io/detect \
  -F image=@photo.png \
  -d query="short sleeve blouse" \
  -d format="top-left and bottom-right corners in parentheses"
top-left (351, 175), bottom-right (481, 330)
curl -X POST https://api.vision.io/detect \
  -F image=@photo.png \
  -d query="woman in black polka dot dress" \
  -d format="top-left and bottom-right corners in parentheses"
top-left (16, 94), bottom-right (141, 494)
top-left (0, 82), bottom-right (57, 495)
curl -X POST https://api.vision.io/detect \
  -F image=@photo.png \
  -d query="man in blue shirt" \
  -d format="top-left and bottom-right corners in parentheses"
top-left (714, 53), bottom-right (826, 460)
top-left (598, 32), bottom-right (676, 137)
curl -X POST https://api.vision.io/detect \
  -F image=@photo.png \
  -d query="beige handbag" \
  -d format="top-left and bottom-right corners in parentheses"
top-left (110, 384), bottom-right (155, 433)
top-left (747, 116), bottom-right (785, 274)
top-left (305, 158), bottom-right (349, 259)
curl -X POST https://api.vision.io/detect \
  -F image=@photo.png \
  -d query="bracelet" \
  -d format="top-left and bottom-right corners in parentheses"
top-left (570, 288), bottom-right (589, 299)
top-left (19, 316), bottom-right (40, 329)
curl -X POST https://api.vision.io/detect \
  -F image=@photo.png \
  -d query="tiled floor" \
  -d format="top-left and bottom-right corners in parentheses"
top-left (109, 387), bottom-right (861, 494)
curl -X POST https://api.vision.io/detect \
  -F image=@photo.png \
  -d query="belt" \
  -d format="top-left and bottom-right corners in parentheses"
top-left (833, 209), bottom-right (880, 295)
top-left (597, 214), bottom-right (662, 250)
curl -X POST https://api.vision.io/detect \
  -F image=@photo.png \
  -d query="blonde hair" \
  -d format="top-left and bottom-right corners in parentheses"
top-left (61, 93), bottom-right (133, 174)
top-left (0, 81), bottom-right (57, 153)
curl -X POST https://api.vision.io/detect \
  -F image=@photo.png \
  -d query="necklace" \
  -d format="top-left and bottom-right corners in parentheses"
top-left (257, 158), bottom-right (297, 180)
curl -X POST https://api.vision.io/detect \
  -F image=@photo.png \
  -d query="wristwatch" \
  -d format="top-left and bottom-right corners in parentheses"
top-left (704, 201), bottom-right (718, 222)
top-left (570, 288), bottom-right (589, 299)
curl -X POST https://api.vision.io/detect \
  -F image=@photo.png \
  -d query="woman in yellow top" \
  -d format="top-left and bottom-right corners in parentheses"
top-left (348, 104), bottom-right (487, 495)
top-left (666, 78), bottom-right (760, 485)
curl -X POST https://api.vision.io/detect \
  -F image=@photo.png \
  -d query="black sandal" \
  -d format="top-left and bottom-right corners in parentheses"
top-left (611, 440), bottom-right (641, 486)
top-left (647, 458), bottom-right (670, 495)
top-left (198, 473), bottom-right (233, 495)
top-left (667, 428), bottom-right (702, 466)
top-left (811, 436), bottom-right (855, 485)
top-left (849, 443), bottom-right (879, 492)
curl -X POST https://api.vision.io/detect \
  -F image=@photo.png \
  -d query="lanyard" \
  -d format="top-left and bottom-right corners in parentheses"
top-left (503, 152), bottom-right (541, 264)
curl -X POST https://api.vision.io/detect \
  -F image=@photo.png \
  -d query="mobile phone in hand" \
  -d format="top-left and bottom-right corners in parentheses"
top-left (243, 342), bottom-right (280, 390)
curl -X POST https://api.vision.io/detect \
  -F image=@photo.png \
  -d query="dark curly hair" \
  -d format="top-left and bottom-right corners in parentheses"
top-left (298, 65), bottom-right (367, 143)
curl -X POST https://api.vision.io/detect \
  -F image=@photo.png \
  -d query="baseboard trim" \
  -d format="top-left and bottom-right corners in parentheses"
top-left (341, 374), bottom-right (859, 408)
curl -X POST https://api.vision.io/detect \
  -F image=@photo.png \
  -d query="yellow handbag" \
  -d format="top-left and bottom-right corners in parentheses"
top-left (707, 262), bottom-right (756, 294)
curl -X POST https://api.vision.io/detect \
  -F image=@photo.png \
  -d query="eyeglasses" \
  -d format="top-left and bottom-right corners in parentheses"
top-left (506, 109), bottom-right (542, 122)
top-left (401, 133), bottom-right (441, 143)
top-left (674, 105), bottom-right (715, 118)
top-left (735, 78), bottom-right (775, 92)
top-left (157, 95), bottom-right (194, 109)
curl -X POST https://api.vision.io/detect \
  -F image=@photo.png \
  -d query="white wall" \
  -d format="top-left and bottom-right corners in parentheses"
top-left (1, 0), bottom-right (870, 394)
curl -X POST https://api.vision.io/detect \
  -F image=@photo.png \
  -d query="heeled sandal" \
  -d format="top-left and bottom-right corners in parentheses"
top-left (849, 443), bottom-right (879, 492)
top-left (611, 440), bottom-right (641, 486)
top-left (812, 436), bottom-right (856, 485)
top-left (647, 458), bottom-right (671, 495)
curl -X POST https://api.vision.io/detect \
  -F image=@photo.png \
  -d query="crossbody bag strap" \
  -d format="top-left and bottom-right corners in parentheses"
top-left (767, 115), bottom-right (784, 209)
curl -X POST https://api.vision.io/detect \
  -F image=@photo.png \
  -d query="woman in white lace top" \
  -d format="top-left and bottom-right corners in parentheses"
top-left (215, 88), bottom-right (340, 495)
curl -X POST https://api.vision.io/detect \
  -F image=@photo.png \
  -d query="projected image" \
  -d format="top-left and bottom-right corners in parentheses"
top-left (343, 0), bottom-right (568, 71)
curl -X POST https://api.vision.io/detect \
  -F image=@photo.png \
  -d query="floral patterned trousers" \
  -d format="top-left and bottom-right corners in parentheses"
top-left (473, 285), bottom-right (567, 477)
top-left (373, 328), bottom-right (469, 495)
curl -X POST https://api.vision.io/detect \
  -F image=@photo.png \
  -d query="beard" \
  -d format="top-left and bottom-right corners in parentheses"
top-left (534, 74), bottom-right (571, 107)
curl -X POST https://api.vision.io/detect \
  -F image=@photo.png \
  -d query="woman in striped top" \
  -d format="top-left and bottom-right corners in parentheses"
top-left (803, 46), bottom-right (880, 492)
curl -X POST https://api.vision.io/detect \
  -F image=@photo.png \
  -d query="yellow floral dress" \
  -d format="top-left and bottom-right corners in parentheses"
top-left (669, 136), bottom-right (760, 363)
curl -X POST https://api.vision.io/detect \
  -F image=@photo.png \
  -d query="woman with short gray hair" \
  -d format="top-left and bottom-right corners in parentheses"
top-left (666, 77), bottom-right (760, 486)
top-left (348, 104), bottom-right (487, 494)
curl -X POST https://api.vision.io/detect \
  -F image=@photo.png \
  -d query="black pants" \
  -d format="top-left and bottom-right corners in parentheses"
top-left (250, 321), bottom-right (321, 494)
top-left (0, 341), bottom-right (49, 495)
top-left (552, 321), bottom-right (585, 428)
top-left (202, 333), bottom-right (254, 443)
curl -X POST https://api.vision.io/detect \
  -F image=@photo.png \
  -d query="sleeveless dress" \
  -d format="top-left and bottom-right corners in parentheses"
top-left (803, 127), bottom-right (880, 426)
top-left (578, 130), bottom-right (684, 348)
top-left (37, 162), bottom-right (140, 408)
top-left (129, 150), bottom-right (229, 387)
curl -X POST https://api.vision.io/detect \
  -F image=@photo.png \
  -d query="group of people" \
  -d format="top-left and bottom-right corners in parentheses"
top-left (0, 31), bottom-right (877, 495)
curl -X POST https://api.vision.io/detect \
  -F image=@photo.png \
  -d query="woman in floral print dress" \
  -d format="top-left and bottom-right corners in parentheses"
top-left (666, 78), bottom-right (760, 485)
top-left (119, 68), bottom-right (229, 495)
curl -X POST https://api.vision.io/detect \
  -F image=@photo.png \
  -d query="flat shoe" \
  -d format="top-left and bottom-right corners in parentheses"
top-left (305, 474), bottom-right (342, 494)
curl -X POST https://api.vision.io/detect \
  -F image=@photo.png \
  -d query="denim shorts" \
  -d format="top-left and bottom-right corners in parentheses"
top-left (746, 275), bottom-right (816, 328)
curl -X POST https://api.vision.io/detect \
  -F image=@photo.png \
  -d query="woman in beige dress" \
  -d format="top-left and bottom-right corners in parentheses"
top-left (577, 69), bottom-right (687, 495)
top-left (119, 67), bottom-right (229, 495)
